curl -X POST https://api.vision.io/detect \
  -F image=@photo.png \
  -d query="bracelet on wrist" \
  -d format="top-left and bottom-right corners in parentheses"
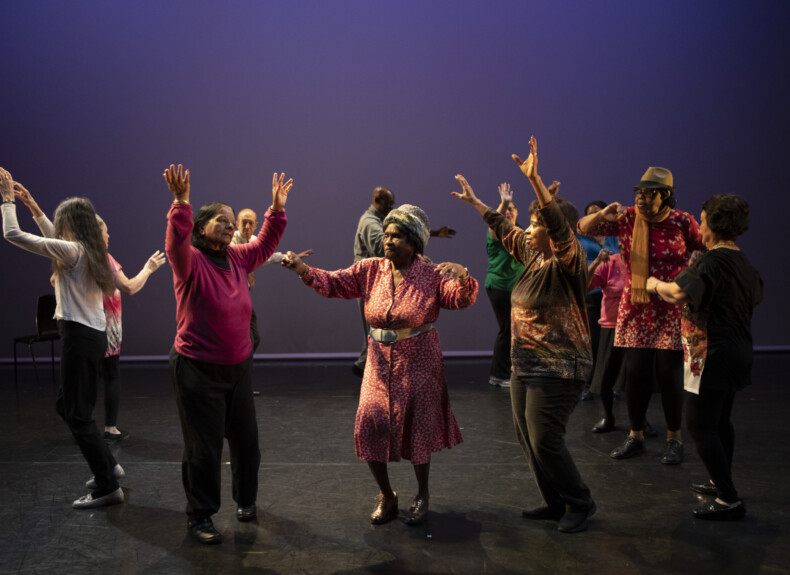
top-left (173, 199), bottom-right (189, 205)
top-left (2, 199), bottom-right (14, 204)
top-left (297, 266), bottom-right (309, 278)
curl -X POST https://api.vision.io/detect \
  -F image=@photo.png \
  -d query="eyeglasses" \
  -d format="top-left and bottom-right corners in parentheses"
top-left (634, 189), bottom-right (663, 199)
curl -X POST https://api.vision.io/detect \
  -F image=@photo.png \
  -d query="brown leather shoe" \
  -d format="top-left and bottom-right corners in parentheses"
top-left (404, 495), bottom-right (429, 525)
top-left (370, 492), bottom-right (398, 524)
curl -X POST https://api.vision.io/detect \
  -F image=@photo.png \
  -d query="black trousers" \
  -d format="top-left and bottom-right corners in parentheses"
top-left (56, 320), bottom-right (118, 496)
top-left (585, 291), bottom-right (603, 385)
top-left (686, 389), bottom-right (738, 502)
top-left (623, 348), bottom-right (683, 432)
top-left (486, 287), bottom-right (513, 380)
top-left (101, 354), bottom-right (121, 427)
top-left (170, 348), bottom-right (260, 518)
top-left (250, 306), bottom-right (261, 354)
top-left (511, 375), bottom-right (593, 512)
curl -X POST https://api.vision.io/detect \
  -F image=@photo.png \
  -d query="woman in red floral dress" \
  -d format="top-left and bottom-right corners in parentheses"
top-left (578, 167), bottom-right (704, 465)
top-left (282, 204), bottom-right (477, 526)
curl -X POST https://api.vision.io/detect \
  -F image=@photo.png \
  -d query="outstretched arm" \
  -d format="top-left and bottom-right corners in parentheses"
top-left (430, 226), bottom-right (456, 238)
top-left (488, 182), bottom-right (513, 240)
top-left (647, 276), bottom-right (689, 304)
top-left (451, 174), bottom-right (490, 216)
top-left (115, 251), bottom-right (167, 295)
top-left (578, 202), bottom-right (624, 234)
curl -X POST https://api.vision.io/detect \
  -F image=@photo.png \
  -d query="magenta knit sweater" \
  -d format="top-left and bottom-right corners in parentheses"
top-left (166, 203), bottom-right (286, 364)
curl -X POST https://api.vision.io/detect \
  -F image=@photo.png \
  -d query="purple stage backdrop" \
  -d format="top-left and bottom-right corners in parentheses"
top-left (1, 1), bottom-right (788, 359)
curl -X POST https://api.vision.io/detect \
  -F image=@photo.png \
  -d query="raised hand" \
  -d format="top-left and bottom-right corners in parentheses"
top-left (144, 250), bottom-right (167, 273)
top-left (0, 167), bottom-right (14, 201)
top-left (13, 182), bottom-right (44, 218)
top-left (498, 182), bottom-right (513, 204)
top-left (547, 181), bottom-right (561, 196)
top-left (435, 261), bottom-right (468, 281)
top-left (163, 164), bottom-right (190, 202)
top-left (451, 174), bottom-right (479, 204)
top-left (431, 226), bottom-right (456, 238)
top-left (271, 172), bottom-right (293, 211)
top-left (512, 135), bottom-right (539, 180)
top-left (594, 248), bottom-right (612, 265)
top-left (601, 202), bottom-right (626, 222)
top-left (281, 250), bottom-right (309, 276)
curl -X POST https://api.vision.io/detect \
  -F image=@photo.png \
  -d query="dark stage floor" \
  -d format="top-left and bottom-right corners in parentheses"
top-left (0, 355), bottom-right (788, 574)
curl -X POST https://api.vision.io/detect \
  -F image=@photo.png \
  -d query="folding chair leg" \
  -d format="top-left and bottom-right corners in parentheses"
top-left (50, 340), bottom-right (56, 383)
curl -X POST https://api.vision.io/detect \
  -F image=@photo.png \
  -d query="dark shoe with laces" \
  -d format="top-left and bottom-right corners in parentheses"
top-left (236, 505), bottom-right (257, 522)
top-left (404, 495), bottom-right (429, 525)
top-left (691, 481), bottom-right (717, 496)
top-left (592, 417), bottom-right (615, 433)
top-left (522, 505), bottom-right (564, 521)
top-left (188, 516), bottom-right (222, 544)
top-left (661, 439), bottom-right (684, 465)
top-left (558, 501), bottom-right (597, 533)
top-left (693, 500), bottom-right (745, 521)
top-left (370, 492), bottom-right (398, 524)
top-left (610, 435), bottom-right (645, 459)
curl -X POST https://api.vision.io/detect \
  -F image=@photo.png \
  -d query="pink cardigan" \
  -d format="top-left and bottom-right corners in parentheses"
top-left (166, 203), bottom-right (286, 364)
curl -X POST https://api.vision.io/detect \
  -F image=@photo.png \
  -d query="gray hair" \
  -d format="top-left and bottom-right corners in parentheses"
top-left (383, 204), bottom-right (430, 253)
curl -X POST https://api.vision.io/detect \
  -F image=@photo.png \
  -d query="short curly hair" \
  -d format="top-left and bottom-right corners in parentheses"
top-left (702, 194), bottom-right (750, 241)
top-left (529, 198), bottom-right (579, 230)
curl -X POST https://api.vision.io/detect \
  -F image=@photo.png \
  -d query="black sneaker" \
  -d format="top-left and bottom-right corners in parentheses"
top-left (188, 516), bottom-right (222, 544)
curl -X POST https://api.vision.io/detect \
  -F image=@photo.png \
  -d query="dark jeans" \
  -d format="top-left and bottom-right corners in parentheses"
top-left (170, 348), bottom-right (260, 518)
top-left (354, 298), bottom-right (368, 371)
top-left (486, 287), bottom-right (512, 380)
top-left (511, 375), bottom-right (593, 512)
top-left (56, 320), bottom-right (118, 496)
top-left (101, 354), bottom-right (121, 427)
top-left (623, 348), bottom-right (683, 432)
top-left (686, 389), bottom-right (738, 502)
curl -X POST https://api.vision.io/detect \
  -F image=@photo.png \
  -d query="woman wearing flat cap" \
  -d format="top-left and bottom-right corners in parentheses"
top-left (578, 166), bottom-right (704, 465)
top-left (282, 204), bottom-right (477, 526)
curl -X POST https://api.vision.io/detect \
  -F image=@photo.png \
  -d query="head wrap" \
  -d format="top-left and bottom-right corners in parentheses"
top-left (383, 204), bottom-right (430, 252)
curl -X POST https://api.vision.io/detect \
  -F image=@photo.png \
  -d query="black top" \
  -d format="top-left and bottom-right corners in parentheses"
top-left (675, 248), bottom-right (763, 392)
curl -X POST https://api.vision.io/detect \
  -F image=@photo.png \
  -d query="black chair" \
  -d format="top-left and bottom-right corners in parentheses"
top-left (14, 294), bottom-right (60, 385)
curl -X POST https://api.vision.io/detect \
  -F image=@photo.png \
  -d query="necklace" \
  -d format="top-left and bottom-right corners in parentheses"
top-left (709, 240), bottom-right (736, 250)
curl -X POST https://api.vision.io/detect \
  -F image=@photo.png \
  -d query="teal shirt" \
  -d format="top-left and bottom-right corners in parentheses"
top-left (485, 230), bottom-right (525, 291)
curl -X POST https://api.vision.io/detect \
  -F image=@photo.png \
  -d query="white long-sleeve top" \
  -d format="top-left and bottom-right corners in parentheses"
top-left (2, 203), bottom-right (106, 331)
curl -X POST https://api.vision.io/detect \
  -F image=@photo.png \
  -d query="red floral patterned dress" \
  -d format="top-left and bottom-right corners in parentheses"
top-left (302, 257), bottom-right (478, 464)
top-left (589, 207), bottom-right (704, 351)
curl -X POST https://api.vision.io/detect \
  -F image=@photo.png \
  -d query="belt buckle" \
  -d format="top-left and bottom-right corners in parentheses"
top-left (378, 329), bottom-right (398, 346)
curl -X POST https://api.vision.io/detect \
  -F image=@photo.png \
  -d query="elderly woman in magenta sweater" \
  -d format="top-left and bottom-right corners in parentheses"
top-left (163, 164), bottom-right (292, 544)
